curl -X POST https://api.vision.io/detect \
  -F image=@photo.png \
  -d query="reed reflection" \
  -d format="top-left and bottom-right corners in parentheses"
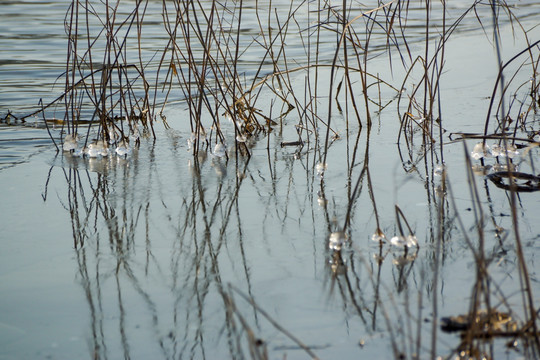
top-left (43, 116), bottom-right (539, 359)
top-left (47, 138), bottom-right (283, 358)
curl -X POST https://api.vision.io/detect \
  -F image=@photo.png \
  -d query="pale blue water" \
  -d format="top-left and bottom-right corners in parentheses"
top-left (1, 1), bottom-right (540, 359)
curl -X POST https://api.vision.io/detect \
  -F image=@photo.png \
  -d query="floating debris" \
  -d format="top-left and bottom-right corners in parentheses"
top-left (226, 113), bottom-right (242, 128)
top-left (505, 144), bottom-right (519, 158)
top-left (372, 253), bottom-right (385, 265)
top-left (471, 142), bottom-right (490, 160)
top-left (83, 144), bottom-right (97, 158)
top-left (281, 140), bottom-right (304, 147)
top-left (63, 135), bottom-right (133, 160)
top-left (487, 171), bottom-right (540, 192)
top-left (328, 231), bottom-right (347, 251)
top-left (441, 310), bottom-right (517, 334)
top-left (130, 132), bottom-right (140, 145)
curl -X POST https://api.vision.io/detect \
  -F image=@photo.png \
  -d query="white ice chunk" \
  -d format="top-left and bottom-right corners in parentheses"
top-left (328, 231), bottom-right (347, 251)
top-left (471, 142), bottom-right (490, 160)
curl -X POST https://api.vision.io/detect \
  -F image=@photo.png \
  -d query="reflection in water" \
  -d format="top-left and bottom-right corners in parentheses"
top-left (45, 124), bottom-right (434, 358)
top-left (24, 0), bottom-right (538, 356)
top-left (32, 48), bottom-right (539, 360)
top-left (50, 134), bottom-right (321, 358)
top-left (1, 0), bottom-right (538, 357)
top-left (39, 113), bottom-right (540, 358)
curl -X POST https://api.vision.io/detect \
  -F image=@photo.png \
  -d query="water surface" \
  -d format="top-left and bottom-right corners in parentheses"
top-left (1, 1), bottom-right (540, 359)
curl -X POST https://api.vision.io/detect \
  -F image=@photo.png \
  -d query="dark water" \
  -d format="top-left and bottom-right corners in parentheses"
top-left (1, 1), bottom-right (540, 359)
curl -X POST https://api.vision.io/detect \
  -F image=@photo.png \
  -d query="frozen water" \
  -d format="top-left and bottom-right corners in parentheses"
top-left (213, 143), bottom-right (226, 157)
top-left (84, 141), bottom-right (109, 158)
top-left (84, 143), bottom-right (100, 158)
top-left (390, 235), bottom-right (407, 247)
top-left (115, 141), bottom-right (131, 157)
top-left (471, 142), bottom-right (490, 160)
top-left (371, 229), bottom-right (386, 243)
top-left (328, 231), bottom-right (347, 251)
top-left (316, 162), bottom-right (327, 177)
top-left (98, 140), bottom-right (110, 157)
top-left (490, 144), bottom-right (504, 157)
top-left (471, 164), bottom-right (491, 176)
top-left (406, 235), bottom-right (418, 247)
top-left (489, 143), bottom-right (520, 159)
top-left (317, 193), bottom-right (328, 207)
top-left (492, 163), bottom-right (517, 172)
top-left (63, 134), bottom-right (78, 151)
top-left (187, 135), bottom-right (195, 151)
top-left (236, 135), bottom-right (247, 143)
top-left (108, 129), bottom-right (118, 144)
top-left (390, 235), bottom-right (418, 248)
top-left (505, 144), bottom-right (519, 158)
top-left (434, 165), bottom-right (445, 176)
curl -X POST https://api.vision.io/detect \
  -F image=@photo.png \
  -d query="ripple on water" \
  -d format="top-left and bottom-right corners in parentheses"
top-left (0, 125), bottom-right (55, 170)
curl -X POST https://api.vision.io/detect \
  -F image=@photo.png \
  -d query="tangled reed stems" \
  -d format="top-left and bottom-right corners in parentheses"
top-left (19, 0), bottom-right (540, 358)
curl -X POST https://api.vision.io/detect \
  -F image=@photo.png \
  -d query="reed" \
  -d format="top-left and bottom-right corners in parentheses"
top-left (29, 0), bottom-right (540, 358)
